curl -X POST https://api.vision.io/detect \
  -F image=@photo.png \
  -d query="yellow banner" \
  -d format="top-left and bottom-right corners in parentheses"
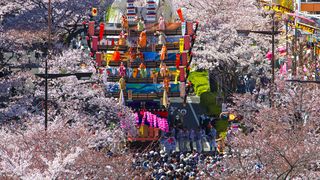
top-left (263, 4), bottom-right (293, 14)
top-left (276, 0), bottom-right (294, 11)
top-left (179, 38), bottom-right (184, 53)
top-left (296, 22), bottom-right (318, 34)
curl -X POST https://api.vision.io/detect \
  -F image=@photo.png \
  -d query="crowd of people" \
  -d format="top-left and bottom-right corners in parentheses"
top-left (159, 126), bottom-right (219, 155)
top-left (131, 150), bottom-right (225, 179)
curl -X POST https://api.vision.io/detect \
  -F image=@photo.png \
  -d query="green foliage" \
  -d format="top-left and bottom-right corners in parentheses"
top-left (200, 92), bottom-right (216, 107)
top-left (200, 92), bottom-right (221, 116)
top-left (219, 131), bottom-right (227, 139)
top-left (188, 71), bottom-right (210, 96)
top-left (215, 120), bottom-right (228, 134)
top-left (105, 6), bottom-right (115, 23)
top-left (207, 104), bottom-right (221, 116)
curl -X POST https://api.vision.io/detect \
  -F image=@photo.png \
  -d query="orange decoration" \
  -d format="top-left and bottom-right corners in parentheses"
top-left (160, 45), bottom-right (167, 61)
top-left (138, 31), bottom-right (147, 48)
top-left (112, 49), bottom-right (121, 61)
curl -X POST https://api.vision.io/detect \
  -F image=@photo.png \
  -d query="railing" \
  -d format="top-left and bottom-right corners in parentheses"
top-left (97, 43), bottom-right (180, 52)
top-left (128, 125), bottom-right (160, 142)
top-left (107, 92), bottom-right (181, 100)
top-left (107, 76), bottom-right (176, 83)
top-left (107, 60), bottom-right (176, 68)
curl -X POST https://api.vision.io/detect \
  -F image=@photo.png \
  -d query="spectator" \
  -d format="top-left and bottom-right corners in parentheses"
top-left (189, 129), bottom-right (195, 151)
top-left (182, 129), bottom-right (189, 152)
top-left (208, 127), bottom-right (217, 154)
top-left (200, 128), bottom-right (206, 152)
top-left (195, 128), bottom-right (203, 153)
top-left (177, 128), bottom-right (185, 152)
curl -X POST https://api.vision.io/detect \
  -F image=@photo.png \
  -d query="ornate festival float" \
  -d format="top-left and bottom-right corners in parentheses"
top-left (84, 0), bottom-right (198, 142)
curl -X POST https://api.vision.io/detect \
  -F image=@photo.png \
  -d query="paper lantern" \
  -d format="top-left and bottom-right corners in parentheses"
top-left (92, 8), bottom-right (97, 16)
top-left (229, 114), bottom-right (236, 121)
top-left (92, 36), bottom-right (98, 51)
top-left (88, 21), bottom-right (95, 36)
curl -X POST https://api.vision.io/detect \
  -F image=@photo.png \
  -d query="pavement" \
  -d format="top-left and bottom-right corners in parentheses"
top-left (169, 95), bottom-right (206, 129)
top-left (168, 95), bottom-right (212, 152)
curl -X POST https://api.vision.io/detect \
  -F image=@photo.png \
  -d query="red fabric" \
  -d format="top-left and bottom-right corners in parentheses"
top-left (153, 111), bottom-right (168, 118)
top-left (113, 51), bottom-right (121, 61)
top-left (96, 52), bottom-right (102, 66)
top-left (92, 36), bottom-right (98, 51)
top-left (184, 36), bottom-right (190, 50)
top-left (99, 23), bottom-right (104, 41)
top-left (176, 9), bottom-right (184, 22)
top-left (181, 53), bottom-right (187, 66)
top-left (88, 21), bottom-right (95, 36)
top-left (180, 67), bottom-right (185, 82)
top-left (176, 54), bottom-right (180, 68)
top-left (187, 22), bottom-right (194, 35)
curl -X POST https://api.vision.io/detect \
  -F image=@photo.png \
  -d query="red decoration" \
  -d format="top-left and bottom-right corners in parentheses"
top-left (179, 67), bottom-right (185, 82)
top-left (99, 23), bottom-right (105, 41)
top-left (92, 36), bottom-right (98, 51)
top-left (176, 8), bottom-right (184, 22)
top-left (184, 35), bottom-right (191, 50)
top-left (113, 50), bottom-right (121, 61)
top-left (88, 21), bottom-right (95, 36)
top-left (181, 53), bottom-right (187, 66)
top-left (96, 52), bottom-right (102, 66)
top-left (176, 54), bottom-right (180, 68)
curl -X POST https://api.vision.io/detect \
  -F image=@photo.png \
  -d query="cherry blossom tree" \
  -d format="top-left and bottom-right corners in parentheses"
top-left (1, 0), bottom-right (112, 45)
top-left (174, 0), bottom-right (279, 95)
top-left (177, 0), bottom-right (271, 69)
top-left (0, 120), bottom-right (138, 179)
top-left (223, 81), bottom-right (320, 179)
top-left (0, 49), bottom-right (137, 143)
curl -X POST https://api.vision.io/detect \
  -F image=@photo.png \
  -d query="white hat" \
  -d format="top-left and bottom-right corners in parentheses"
top-left (158, 169), bottom-right (164, 174)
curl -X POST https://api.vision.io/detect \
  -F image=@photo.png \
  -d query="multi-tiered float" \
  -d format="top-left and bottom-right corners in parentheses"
top-left (85, 0), bottom-right (198, 141)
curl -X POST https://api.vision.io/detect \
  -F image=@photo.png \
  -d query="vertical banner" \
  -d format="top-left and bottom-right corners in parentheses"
top-left (128, 90), bottom-right (133, 100)
top-left (96, 52), bottom-right (102, 66)
top-left (181, 52), bottom-right (187, 66)
top-left (181, 22), bottom-right (186, 36)
top-left (88, 21), bottom-right (95, 36)
top-left (179, 67), bottom-right (185, 82)
top-left (179, 38), bottom-right (184, 53)
top-left (180, 82), bottom-right (186, 98)
top-left (99, 22), bottom-right (105, 41)
top-left (187, 22), bottom-right (194, 35)
top-left (176, 54), bottom-right (181, 68)
top-left (184, 35), bottom-right (190, 50)
top-left (92, 36), bottom-right (98, 51)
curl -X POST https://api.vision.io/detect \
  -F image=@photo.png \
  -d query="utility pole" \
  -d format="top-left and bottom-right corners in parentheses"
top-left (271, 11), bottom-right (275, 83)
top-left (45, 0), bottom-right (52, 131)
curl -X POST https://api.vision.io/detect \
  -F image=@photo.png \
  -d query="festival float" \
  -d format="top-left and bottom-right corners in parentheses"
top-left (84, 0), bottom-right (198, 142)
